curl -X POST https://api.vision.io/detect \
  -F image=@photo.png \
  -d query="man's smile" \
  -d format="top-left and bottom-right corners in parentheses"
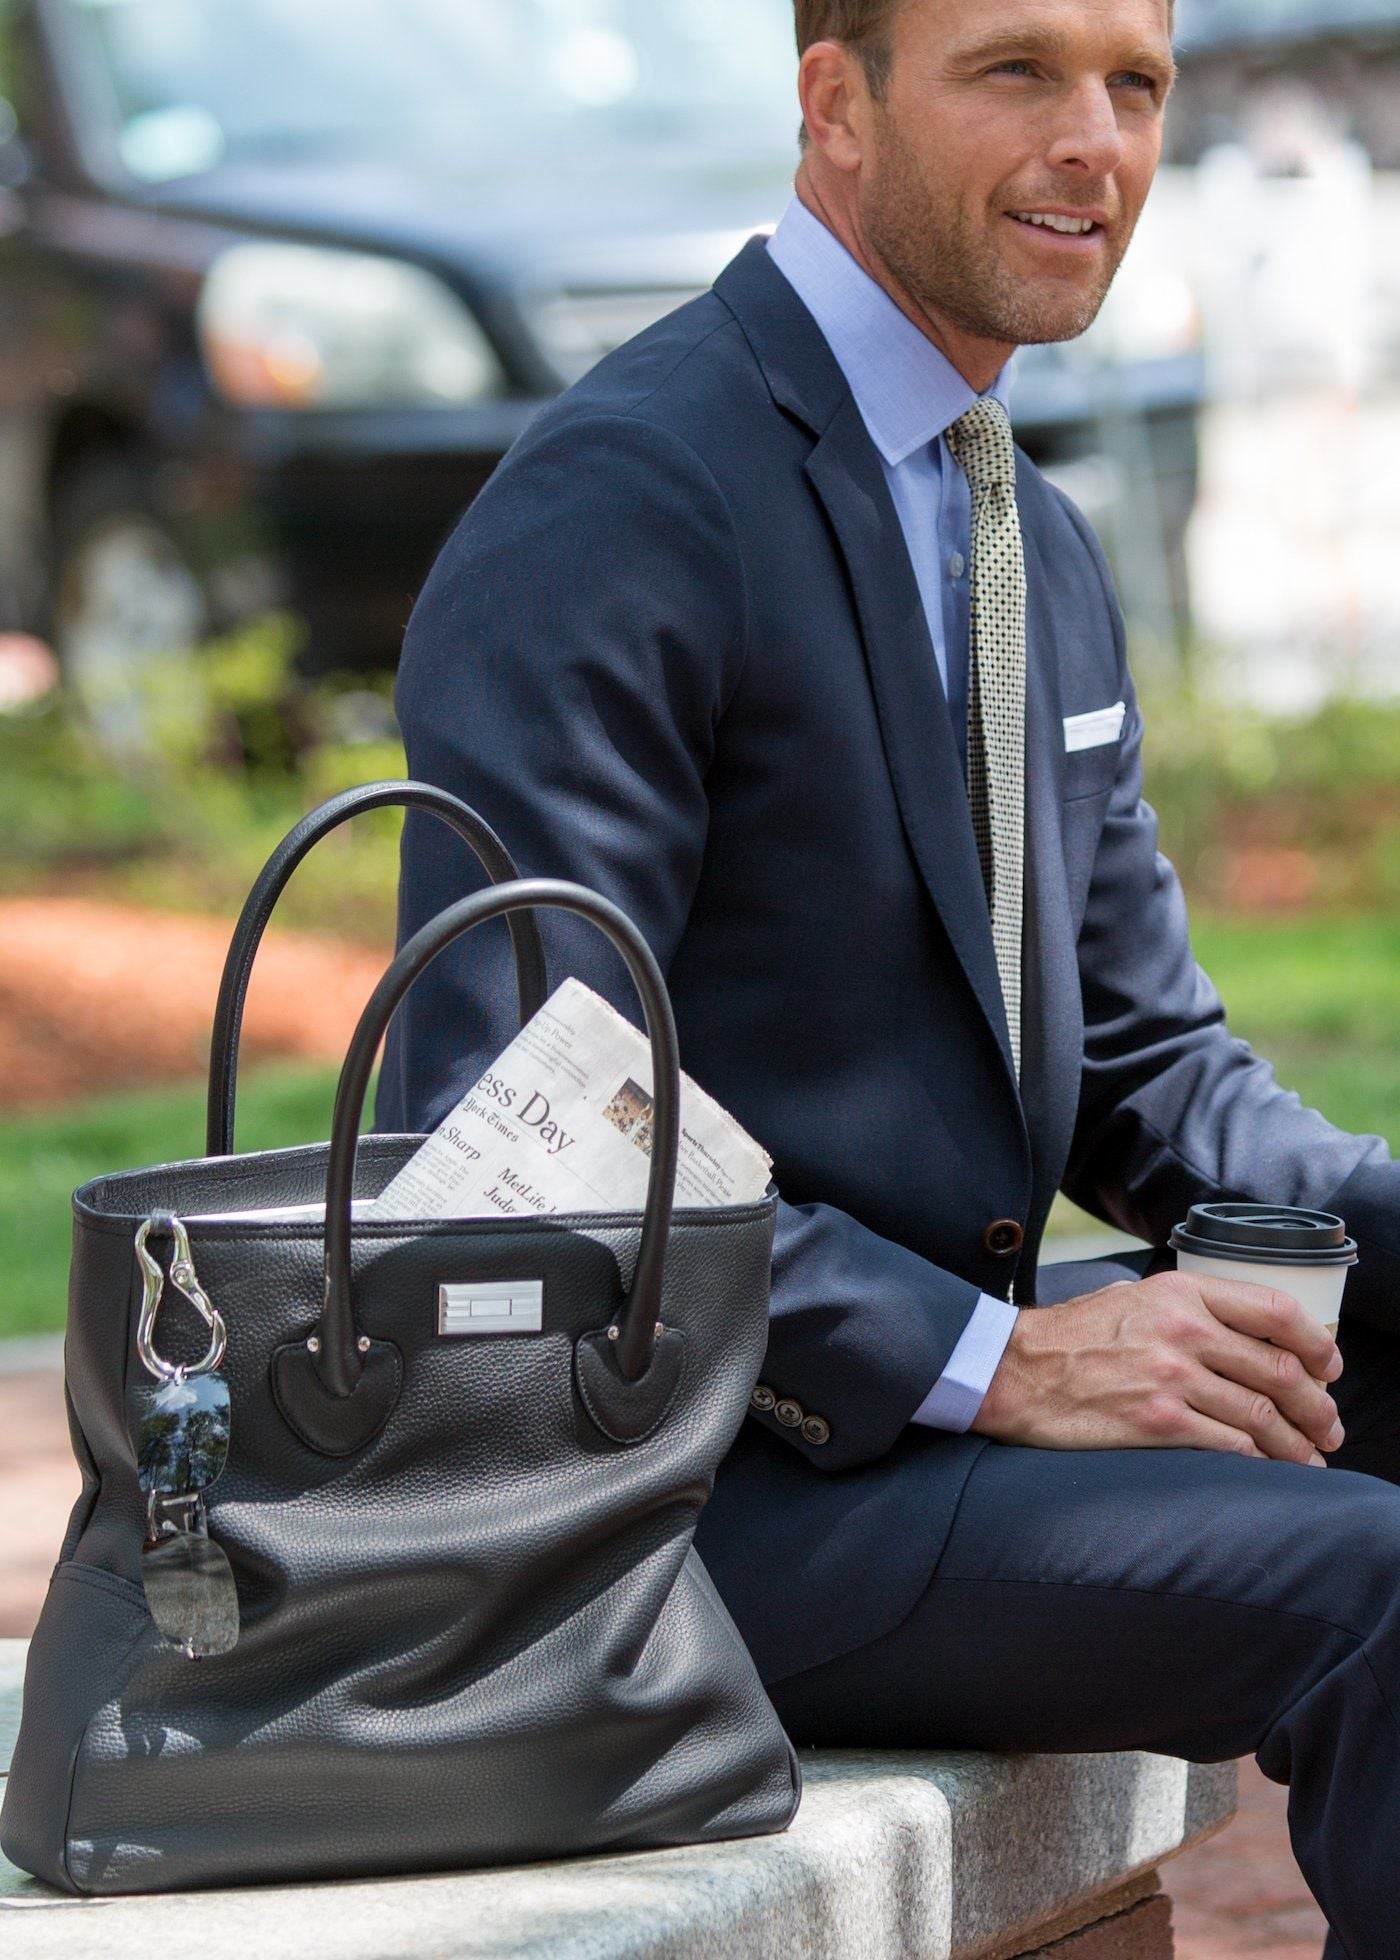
top-left (1005, 207), bottom-right (1110, 251)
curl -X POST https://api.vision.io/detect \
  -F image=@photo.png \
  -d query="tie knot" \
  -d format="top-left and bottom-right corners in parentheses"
top-left (947, 397), bottom-right (1016, 494)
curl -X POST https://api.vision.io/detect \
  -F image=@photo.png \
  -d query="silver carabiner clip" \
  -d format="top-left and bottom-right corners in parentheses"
top-left (135, 1213), bottom-right (228, 1383)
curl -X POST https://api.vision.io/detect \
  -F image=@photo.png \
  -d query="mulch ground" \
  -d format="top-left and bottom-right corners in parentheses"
top-left (0, 897), bottom-right (388, 1111)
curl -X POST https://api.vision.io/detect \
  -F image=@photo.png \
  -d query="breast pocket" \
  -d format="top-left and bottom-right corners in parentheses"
top-left (1061, 741), bottom-right (1121, 802)
top-left (1060, 701), bottom-right (1126, 802)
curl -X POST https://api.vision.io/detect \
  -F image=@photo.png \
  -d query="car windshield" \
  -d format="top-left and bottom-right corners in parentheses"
top-left (67, 0), bottom-right (800, 184)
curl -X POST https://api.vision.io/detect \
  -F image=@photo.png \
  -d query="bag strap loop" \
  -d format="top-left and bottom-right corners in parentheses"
top-left (273, 881), bottom-right (680, 1455)
top-left (206, 782), bottom-right (549, 1159)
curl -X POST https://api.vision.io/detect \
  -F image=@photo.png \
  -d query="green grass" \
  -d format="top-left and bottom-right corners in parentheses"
top-left (1191, 915), bottom-right (1400, 1145)
top-left (0, 1066), bottom-right (341, 1340)
top-left (1047, 913), bottom-right (1400, 1243)
top-left (3, 913), bottom-right (1398, 1336)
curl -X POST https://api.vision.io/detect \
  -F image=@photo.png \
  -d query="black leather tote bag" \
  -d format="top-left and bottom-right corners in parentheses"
top-left (1, 785), bottom-right (799, 1896)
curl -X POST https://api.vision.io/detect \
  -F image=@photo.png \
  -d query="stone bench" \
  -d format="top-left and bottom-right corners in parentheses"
top-left (0, 1639), bottom-right (1234, 1957)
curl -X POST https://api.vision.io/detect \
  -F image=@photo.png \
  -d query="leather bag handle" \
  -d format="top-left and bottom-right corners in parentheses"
top-left (206, 782), bottom-right (549, 1158)
top-left (272, 881), bottom-right (681, 1457)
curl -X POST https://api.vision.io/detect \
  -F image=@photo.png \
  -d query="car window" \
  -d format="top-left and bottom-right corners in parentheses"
top-left (1176, 0), bottom-right (1400, 49)
top-left (63, 0), bottom-right (800, 184)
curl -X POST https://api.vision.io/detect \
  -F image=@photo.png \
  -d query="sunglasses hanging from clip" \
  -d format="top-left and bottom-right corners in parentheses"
top-left (133, 1213), bottom-right (239, 1661)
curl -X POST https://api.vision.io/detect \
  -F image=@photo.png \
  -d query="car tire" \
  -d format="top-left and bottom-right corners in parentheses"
top-left (48, 453), bottom-right (211, 755)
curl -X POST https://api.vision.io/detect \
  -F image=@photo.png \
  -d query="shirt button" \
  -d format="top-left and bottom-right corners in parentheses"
top-left (948, 551), bottom-right (966, 580)
top-left (775, 1399), bottom-right (805, 1429)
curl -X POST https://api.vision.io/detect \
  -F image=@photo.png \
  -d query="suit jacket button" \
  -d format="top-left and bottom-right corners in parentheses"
top-left (984, 1219), bottom-right (1025, 1258)
top-left (776, 1399), bottom-right (804, 1429)
top-left (801, 1415), bottom-right (831, 1447)
top-left (751, 1385), bottom-right (777, 1414)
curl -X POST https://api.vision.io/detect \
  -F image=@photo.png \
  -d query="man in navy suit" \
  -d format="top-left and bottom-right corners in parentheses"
top-left (380, 1), bottom-right (1400, 1944)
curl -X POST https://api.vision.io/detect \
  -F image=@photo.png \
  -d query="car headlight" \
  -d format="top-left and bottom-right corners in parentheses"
top-left (197, 242), bottom-right (503, 410)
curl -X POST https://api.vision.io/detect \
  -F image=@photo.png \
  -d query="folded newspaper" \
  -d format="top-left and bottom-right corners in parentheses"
top-left (372, 977), bottom-right (772, 1221)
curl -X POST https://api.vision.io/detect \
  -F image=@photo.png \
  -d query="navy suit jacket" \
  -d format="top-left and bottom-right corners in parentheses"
top-left (379, 239), bottom-right (1400, 1684)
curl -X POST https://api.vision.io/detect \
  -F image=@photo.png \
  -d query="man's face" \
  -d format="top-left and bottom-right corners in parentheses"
top-left (858, 0), bottom-right (1175, 349)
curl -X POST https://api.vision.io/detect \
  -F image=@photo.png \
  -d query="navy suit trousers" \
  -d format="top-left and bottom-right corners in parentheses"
top-left (765, 1260), bottom-right (1400, 1960)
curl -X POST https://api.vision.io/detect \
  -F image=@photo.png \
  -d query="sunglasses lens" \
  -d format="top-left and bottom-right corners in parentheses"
top-left (136, 1372), bottom-right (231, 1496)
top-left (141, 1525), bottom-right (241, 1660)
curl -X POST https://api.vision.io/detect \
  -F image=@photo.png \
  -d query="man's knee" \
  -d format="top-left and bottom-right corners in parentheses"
top-left (1305, 1466), bottom-right (1400, 1643)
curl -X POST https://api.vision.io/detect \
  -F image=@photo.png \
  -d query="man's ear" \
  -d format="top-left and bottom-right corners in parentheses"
top-left (798, 40), bottom-right (868, 174)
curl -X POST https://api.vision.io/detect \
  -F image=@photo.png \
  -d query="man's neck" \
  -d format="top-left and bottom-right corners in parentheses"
top-left (793, 169), bottom-right (1014, 396)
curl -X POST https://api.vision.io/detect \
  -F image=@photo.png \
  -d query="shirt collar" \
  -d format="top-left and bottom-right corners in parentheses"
top-left (766, 197), bottom-right (1015, 467)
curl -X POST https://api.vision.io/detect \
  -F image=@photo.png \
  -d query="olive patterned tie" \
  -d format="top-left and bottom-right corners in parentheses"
top-left (946, 398), bottom-right (1026, 1080)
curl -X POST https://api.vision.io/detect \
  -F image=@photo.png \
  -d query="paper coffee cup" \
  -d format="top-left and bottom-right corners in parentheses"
top-left (1170, 1203), bottom-right (1358, 1333)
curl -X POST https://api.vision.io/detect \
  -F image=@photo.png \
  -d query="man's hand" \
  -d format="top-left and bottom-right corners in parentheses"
top-left (971, 1272), bottom-right (1345, 1465)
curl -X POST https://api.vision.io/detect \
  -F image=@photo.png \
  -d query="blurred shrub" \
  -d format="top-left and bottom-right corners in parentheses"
top-left (1142, 679), bottom-right (1400, 915)
top-left (3, 616), bottom-right (1398, 935)
top-left (0, 615), bottom-right (405, 942)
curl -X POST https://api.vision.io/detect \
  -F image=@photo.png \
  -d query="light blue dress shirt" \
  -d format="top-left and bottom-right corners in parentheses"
top-left (767, 198), bottom-right (1020, 1433)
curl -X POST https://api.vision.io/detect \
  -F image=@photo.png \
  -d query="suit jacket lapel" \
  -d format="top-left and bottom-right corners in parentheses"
top-left (716, 237), bottom-right (1019, 1094)
top-left (805, 397), bottom-right (1016, 1088)
top-left (1019, 484), bottom-right (1084, 1212)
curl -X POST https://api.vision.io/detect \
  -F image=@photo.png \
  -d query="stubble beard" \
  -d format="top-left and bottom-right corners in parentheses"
top-left (863, 110), bottom-right (1131, 349)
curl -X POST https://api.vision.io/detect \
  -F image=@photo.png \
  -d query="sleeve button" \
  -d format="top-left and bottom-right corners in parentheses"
top-left (751, 1385), bottom-right (777, 1414)
top-left (775, 1399), bottom-right (805, 1429)
top-left (801, 1415), bottom-right (831, 1447)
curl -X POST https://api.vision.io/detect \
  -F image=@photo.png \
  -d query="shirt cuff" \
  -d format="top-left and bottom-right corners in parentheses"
top-left (911, 1294), bottom-right (1020, 1434)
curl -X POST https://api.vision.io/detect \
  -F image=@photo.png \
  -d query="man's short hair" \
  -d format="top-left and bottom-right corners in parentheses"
top-left (794, 0), bottom-right (1175, 106)
top-left (794, 0), bottom-right (900, 99)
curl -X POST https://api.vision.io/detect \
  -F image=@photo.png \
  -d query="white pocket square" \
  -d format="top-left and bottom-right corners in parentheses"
top-left (1063, 702), bottom-right (1127, 753)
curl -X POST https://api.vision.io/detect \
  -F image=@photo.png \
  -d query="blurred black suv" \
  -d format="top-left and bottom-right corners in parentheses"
top-left (0, 0), bottom-right (1205, 702)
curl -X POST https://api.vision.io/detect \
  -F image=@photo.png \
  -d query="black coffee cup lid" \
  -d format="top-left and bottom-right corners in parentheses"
top-left (1170, 1202), bottom-right (1358, 1268)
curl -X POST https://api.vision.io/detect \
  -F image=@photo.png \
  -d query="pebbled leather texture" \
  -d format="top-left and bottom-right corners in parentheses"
top-left (0, 1137), bottom-right (799, 1894)
top-left (270, 1337), bottom-right (404, 1456)
top-left (574, 1326), bottom-right (687, 1444)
